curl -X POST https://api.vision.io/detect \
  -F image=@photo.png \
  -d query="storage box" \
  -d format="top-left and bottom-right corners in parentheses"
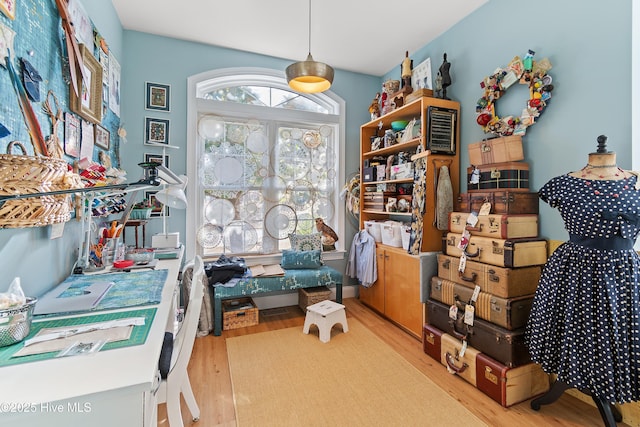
top-left (381, 221), bottom-right (403, 247)
top-left (298, 286), bottom-right (332, 311)
top-left (390, 163), bottom-right (413, 179)
top-left (364, 220), bottom-right (383, 242)
top-left (362, 167), bottom-right (376, 182)
top-left (222, 297), bottom-right (259, 330)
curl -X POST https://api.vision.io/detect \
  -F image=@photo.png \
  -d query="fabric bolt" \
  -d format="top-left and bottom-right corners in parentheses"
top-left (346, 229), bottom-right (377, 287)
top-left (408, 155), bottom-right (427, 254)
top-left (525, 174), bottom-right (640, 403)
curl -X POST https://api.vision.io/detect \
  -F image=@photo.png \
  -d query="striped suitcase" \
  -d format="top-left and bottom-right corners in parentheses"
top-left (437, 254), bottom-right (541, 298)
top-left (430, 277), bottom-right (534, 330)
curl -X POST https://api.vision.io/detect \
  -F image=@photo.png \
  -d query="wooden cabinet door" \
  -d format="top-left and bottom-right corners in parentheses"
top-left (383, 249), bottom-right (422, 338)
top-left (359, 250), bottom-right (386, 313)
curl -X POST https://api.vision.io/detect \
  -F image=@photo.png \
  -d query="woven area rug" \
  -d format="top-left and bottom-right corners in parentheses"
top-left (226, 318), bottom-right (487, 427)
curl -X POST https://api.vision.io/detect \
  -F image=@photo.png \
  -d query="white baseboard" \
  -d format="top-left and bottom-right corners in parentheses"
top-left (252, 285), bottom-right (357, 310)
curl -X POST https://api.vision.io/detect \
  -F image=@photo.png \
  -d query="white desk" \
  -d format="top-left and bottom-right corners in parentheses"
top-left (0, 250), bottom-right (184, 427)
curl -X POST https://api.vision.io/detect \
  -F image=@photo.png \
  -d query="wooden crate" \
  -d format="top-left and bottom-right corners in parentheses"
top-left (298, 286), bottom-right (331, 311)
top-left (222, 297), bottom-right (259, 330)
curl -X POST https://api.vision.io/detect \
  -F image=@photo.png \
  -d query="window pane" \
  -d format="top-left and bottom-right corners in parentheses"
top-left (199, 85), bottom-right (329, 113)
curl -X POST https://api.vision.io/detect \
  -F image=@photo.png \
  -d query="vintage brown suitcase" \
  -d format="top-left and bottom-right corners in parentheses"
top-left (422, 323), bottom-right (443, 362)
top-left (476, 352), bottom-right (550, 407)
top-left (448, 212), bottom-right (538, 239)
top-left (443, 233), bottom-right (548, 268)
top-left (430, 277), bottom-right (534, 330)
top-left (426, 298), bottom-right (531, 367)
top-left (427, 323), bottom-right (550, 407)
top-left (467, 162), bottom-right (530, 192)
top-left (437, 254), bottom-right (541, 298)
top-left (441, 331), bottom-right (481, 386)
top-left (468, 136), bottom-right (524, 166)
top-left (456, 191), bottom-right (539, 215)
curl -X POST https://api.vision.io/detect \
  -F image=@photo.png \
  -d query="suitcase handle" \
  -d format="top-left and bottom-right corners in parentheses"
top-left (465, 224), bottom-right (483, 233)
top-left (458, 271), bottom-right (477, 283)
top-left (463, 246), bottom-right (481, 258)
top-left (448, 318), bottom-right (469, 341)
top-left (445, 351), bottom-right (468, 374)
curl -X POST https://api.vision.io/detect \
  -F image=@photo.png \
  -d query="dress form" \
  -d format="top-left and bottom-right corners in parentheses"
top-left (528, 135), bottom-right (633, 426)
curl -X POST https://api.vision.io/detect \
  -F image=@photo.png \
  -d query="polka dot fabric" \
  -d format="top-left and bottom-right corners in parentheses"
top-left (525, 174), bottom-right (640, 403)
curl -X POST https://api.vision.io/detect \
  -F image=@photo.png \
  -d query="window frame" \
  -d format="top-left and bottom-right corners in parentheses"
top-left (186, 67), bottom-right (346, 262)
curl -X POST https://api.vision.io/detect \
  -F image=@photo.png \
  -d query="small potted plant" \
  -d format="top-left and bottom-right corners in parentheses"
top-left (130, 199), bottom-right (153, 219)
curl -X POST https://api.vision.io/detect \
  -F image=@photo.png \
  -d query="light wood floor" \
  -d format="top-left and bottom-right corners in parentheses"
top-left (158, 297), bottom-right (627, 427)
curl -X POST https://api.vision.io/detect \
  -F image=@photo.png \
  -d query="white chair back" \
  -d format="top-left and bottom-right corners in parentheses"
top-left (171, 255), bottom-right (205, 376)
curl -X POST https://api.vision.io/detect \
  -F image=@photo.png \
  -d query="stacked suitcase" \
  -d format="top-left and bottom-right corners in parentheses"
top-left (423, 135), bottom-right (551, 407)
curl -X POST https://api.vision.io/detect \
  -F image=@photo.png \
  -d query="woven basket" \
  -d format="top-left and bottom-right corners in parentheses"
top-left (222, 297), bottom-right (259, 330)
top-left (0, 141), bottom-right (76, 228)
top-left (298, 286), bottom-right (332, 311)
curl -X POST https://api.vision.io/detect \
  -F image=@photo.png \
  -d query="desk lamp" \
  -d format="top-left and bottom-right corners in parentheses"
top-left (141, 163), bottom-right (187, 248)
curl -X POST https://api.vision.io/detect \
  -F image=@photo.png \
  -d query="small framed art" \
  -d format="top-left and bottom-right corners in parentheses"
top-left (412, 57), bottom-right (433, 90)
top-left (145, 190), bottom-right (169, 218)
top-left (64, 112), bottom-right (80, 157)
top-left (0, 0), bottom-right (15, 20)
top-left (94, 124), bottom-right (110, 150)
top-left (145, 117), bottom-right (170, 145)
top-left (145, 82), bottom-right (170, 112)
top-left (144, 152), bottom-right (169, 168)
top-left (69, 44), bottom-right (103, 124)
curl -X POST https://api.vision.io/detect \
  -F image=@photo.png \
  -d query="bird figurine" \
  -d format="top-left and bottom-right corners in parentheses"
top-left (315, 218), bottom-right (339, 246)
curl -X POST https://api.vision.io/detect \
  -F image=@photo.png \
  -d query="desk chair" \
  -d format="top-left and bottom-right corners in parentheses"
top-left (156, 256), bottom-right (204, 427)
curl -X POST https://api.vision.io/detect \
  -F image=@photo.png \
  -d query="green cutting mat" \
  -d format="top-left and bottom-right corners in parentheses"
top-left (0, 307), bottom-right (157, 367)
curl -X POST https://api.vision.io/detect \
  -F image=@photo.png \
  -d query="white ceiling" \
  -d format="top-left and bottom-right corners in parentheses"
top-left (110, 0), bottom-right (487, 77)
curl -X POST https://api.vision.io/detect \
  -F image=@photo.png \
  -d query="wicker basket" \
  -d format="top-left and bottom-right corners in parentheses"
top-left (222, 297), bottom-right (259, 330)
top-left (0, 141), bottom-right (77, 228)
top-left (298, 286), bottom-right (332, 311)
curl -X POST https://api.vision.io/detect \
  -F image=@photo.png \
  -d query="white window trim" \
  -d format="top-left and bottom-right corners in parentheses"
top-left (185, 67), bottom-right (346, 262)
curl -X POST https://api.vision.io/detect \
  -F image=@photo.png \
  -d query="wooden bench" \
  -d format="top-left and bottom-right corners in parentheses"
top-left (211, 266), bottom-right (343, 336)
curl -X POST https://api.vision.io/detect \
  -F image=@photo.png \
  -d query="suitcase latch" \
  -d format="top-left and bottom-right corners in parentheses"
top-left (490, 169), bottom-right (501, 179)
top-left (481, 143), bottom-right (492, 153)
top-left (484, 366), bottom-right (498, 385)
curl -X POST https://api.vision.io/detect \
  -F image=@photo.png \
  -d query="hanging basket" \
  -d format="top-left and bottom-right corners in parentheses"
top-left (0, 141), bottom-right (79, 228)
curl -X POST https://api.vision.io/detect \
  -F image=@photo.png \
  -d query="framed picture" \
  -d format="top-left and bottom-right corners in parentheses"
top-left (64, 112), bottom-right (80, 157)
top-left (412, 57), bottom-right (433, 90)
top-left (145, 117), bottom-right (170, 145)
top-left (69, 44), bottom-right (103, 124)
top-left (94, 124), bottom-right (110, 150)
top-left (145, 190), bottom-right (169, 218)
top-left (144, 152), bottom-right (169, 168)
top-left (426, 106), bottom-right (457, 155)
top-left (0, 0), bottom-right (15, 20)
top-left (145, 82), bottom-right (170, 112)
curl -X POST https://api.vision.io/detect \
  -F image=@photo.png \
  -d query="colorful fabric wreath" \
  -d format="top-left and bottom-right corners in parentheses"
top-left (476, 50), bottom-right (554, 137)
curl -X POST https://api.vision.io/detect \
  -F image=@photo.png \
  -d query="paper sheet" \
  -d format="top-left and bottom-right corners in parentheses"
top-left (14, 325), bottom-right (133, 357)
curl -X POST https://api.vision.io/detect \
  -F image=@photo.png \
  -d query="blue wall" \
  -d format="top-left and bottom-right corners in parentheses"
top-left (117, 31), bottom-right (379, 251)
top-left (383, 0), bottom-right (633, 239)
top-left (0, 0), bottom-right (634, 297)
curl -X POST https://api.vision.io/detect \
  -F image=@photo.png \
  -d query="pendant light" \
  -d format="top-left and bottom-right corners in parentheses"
top-left (285, 0), bottom-right (334, 93)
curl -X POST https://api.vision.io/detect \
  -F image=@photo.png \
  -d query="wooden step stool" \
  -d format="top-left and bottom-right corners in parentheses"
top-left (303, 300), bottom-right (348, 343)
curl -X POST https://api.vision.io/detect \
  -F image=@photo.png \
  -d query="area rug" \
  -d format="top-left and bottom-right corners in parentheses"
top-left (226, 318), bottom-right (487, 427)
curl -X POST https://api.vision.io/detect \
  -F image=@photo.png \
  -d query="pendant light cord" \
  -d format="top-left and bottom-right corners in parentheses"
top-left (307, 0), bottom-right (312, 56)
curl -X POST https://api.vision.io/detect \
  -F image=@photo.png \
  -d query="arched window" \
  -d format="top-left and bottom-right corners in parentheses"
top-left (186, 68), bottom-right (345, 260)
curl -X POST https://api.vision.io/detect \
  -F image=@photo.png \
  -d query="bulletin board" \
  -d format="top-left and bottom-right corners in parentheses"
top-left (0, 0), bottom-right (121, 167)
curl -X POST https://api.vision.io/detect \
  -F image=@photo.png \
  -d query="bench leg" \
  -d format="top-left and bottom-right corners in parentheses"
top-left (214, 296), bottom-right (223, 336)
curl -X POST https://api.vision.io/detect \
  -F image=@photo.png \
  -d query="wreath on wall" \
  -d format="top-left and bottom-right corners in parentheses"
top-left (476, 50), bottom-right (554, 137)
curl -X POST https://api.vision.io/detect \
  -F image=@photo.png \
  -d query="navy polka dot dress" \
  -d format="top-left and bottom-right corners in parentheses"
top-left (525, 174), bottom-right (640, 403)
